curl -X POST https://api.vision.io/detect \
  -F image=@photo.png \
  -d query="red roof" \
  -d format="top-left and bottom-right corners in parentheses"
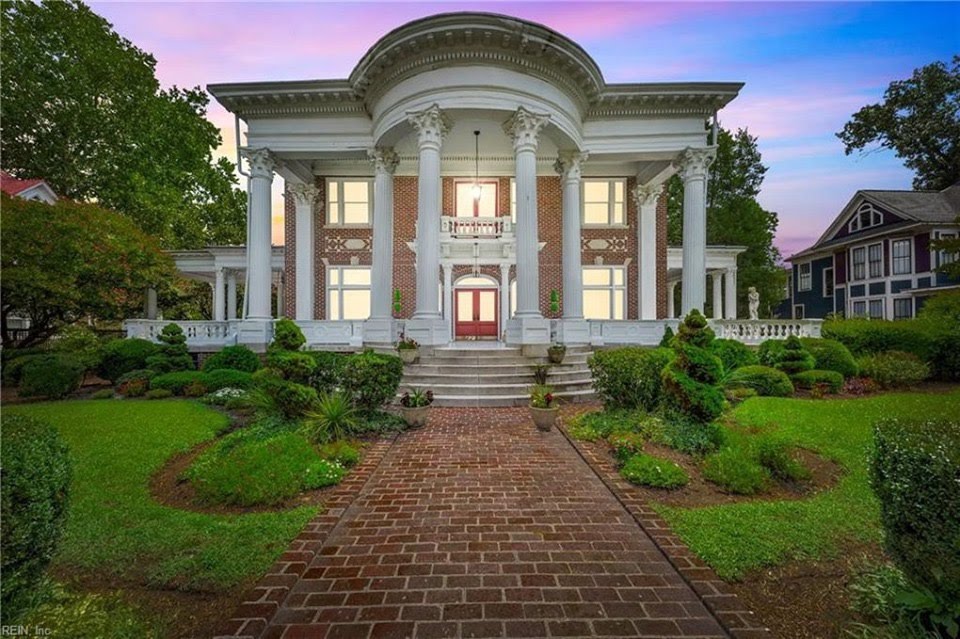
top-left (1, 170), bottom-right (46, 196)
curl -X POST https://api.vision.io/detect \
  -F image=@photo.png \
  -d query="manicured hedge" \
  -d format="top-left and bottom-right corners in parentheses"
top-left (724, 365), bottom-right (794, 397)
top-left (340, 351), bottom-right (403, 410)
top-left (1, 413), bottom-right (71, 618)
top-left (588, 347), bottom-right (674, 411)
top-left (800, 338), bottom-right (859, 378)
top-left (773, 336), bottom-right (815, 375)
top-left (19, 354), bottom-right (85, 399)
top-left (271, 318), bottom-right (306, 352)
top-left (792, 369), bottom-right (844, 394)
top-left (205, 369), bottom-right (254, 391)
top-left (858, 351), bottom-right (930, 389)
top-left (201, 345), bottom-right (261, 373)
top-left (822, 318), bottom-right (934, 360)
top-left (870, 418), bottom-right (960, 604)
top-left (97, 339), bottom-right (159, 383)
top-left (711, 339), bottom-right (758, 374)
top-left (149, 371), bottom-right (210, 395)
top-left (266, 350), bottom-right (317, 385)
top-left (3, 354), bottom-right (46, 386)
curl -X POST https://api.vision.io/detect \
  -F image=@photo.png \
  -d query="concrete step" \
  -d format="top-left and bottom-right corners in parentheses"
top-left (401, 369), bottom-right (593, 385)
top-left (403, 362), bottom-right (589, 376)
top-left (426, 388), bottom-right (596, 408)
top-left (405, 379), bottom-right (594, 398)
top-left (416, 354), bottom-right (591, 367)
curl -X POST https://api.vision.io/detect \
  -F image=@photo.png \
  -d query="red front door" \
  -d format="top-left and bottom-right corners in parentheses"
top-left (455, 289), bottom-right (498, 339)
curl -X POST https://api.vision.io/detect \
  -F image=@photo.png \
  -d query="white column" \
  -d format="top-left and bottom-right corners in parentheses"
top-left (633, 182), bottom-right (663, 320)
top-left (442, 263), bottom-right (453, 334)
top-left (369, 148), bottom-right (399, 320)
top-left (556, 152), bottom-right (587, 319)
top-left (227, 271), bottom-right (238, 320)
top-left (500, 263), bottom-right (511, 340)
top-left (276, 272), bottom-right (284, 318)
top-left (213, 267), bottom-right (226, 321)
top-left (289, 183), bottom-right (319, 321)
top-left (711, 272), bottom-right (724, 319)
top-left (668, 281), bottom-right (678, 318)
top-left (241, 148), bottom-right (277, 321)
top-left (676, 146), bottom-right (716, 316)
top-left (145, 288), bottom-right (157, 320)
top-left (725, 268), bottom-right (738, 319)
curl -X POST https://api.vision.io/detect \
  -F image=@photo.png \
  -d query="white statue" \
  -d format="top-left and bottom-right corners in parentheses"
top-left (748, 286), bottom-right (760, 320)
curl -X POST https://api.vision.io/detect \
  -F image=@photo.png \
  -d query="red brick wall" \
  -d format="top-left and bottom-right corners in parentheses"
top-left (657, 191), bottom-right (668, 319)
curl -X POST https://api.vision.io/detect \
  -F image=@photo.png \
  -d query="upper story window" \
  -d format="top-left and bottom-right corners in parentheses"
top-left (852, 247), bottom-right (866, 281)
top-left (868, 242), bottom-right (883, 278)
top-left (582, 266), bottom-right (626, 320)
top-left (892, 239), bottom-right (913, 275)
top-left (797, 263), bottom-right (812, 291)
top-left (327, 266), bottom-right (371, 320)
top-left (937, 231), bottom-right (958, 267)
top-left (847, 202), bottom-right (883, 233)
top-left (582, 179), bottom-right (626, 226)
top-left (823, 267), bottom-right (834, 298)
top-left (327, 179), bottom-right (373, 226)
top-left (455, 180), bottom-right (498, 218)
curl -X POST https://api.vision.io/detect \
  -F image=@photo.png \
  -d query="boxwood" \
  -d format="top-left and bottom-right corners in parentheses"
top-left (800, 338), bottom-right (858, 378)
top-left (18, 354), bottom-right (85, 399)
top-left (724, 365), bottom-right (794, 397)
top-left (792, 369), bottom-right (844, 394)
top-left (588, 347), bottom-right (674, 411)
top-left (201, 345), bottom-right (261, 373)
top-left (96, 339), bottom-right (159, 383)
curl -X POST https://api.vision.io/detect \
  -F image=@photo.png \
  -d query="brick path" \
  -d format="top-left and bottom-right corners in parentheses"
top-left (221, 408), bottom-right (737, 638)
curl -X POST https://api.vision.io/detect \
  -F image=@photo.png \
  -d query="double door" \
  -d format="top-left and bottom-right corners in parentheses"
top-left (455, 288), bottom-right (498, 339)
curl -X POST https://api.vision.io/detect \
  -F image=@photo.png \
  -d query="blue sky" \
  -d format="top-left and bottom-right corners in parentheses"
top-left (90, 1), bottom-right (960, 255)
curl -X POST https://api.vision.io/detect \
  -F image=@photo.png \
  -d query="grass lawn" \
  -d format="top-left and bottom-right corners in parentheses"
top-left (655, 389), bottom-right (960, 580)
top-left (8, 400), bottom-right (318, 591)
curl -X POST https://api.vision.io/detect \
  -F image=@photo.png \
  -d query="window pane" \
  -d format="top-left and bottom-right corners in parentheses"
top-left (478, 291), bottom-right (495, 321)
top-left (342, 268), bottom-right (371, 286)
top-left (583, 290), bottom-right (612, 320)
top-left (613, 268), bottom-right (624, 286)
top-left (343, 202), bottom-right (369, 224)
top-left (455, 184), bottom-right (475, 217)
top-left (583, 181), bottom-right (609, 203)
top-left (611, 202), bottom-right (624, 225)
top-left (328, 290), bottom-right (340, 320)
top-left (582, 268), bottom-right (610, 286)
top-left (613, 180), bottom-right (624, 202)
top-left (343, 181), bottom-right (368, 202)
top-left (457, 276), bottom-right (494, 287)
top-left (478, 185), bottom-right (496, 216)
top-left (613, 290), bottom-right (624, 320)
top-left (342, 290), bottom-right (370, 320)
top-left (457, 290), bottom-right (474, 320)
top-left (329, 181), bottom-right (338, 202)
top-left (328, 269), bottom-right (339, 286)
top-left (584, 202), bottom-right (608, 225)
top-left (328, 202), bottom-right (340, 225)
top-left (869, 300), bottom-right (884, 319)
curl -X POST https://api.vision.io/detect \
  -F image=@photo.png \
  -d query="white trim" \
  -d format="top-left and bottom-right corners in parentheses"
top-left (847, 202), bottom-right (884, 233)
top-left (797, 261), bottom-right (812, 292)
top-left (582, 264), bottom-right (626, 320)
top-left (325, 264), bottom-right (372, 321)
top-left (326, 177), bottom-right (374, 227)
top-left (581, 178), bottom-right (627, 228)
top-left (793, 304), bottom-right (805, 320)
top-left (890, 237), bottom-right (913, 275)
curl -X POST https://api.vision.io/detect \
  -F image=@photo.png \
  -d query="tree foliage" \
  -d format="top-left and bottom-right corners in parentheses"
top-left (667, 128), bottom-right (786, 318)
top-left (0, 194), bottom-right (174, 348)
top-left (838, 56), bottom-right (960, 191)
top-left (0, 0), bottom-right (246, 249)
top-left (932, 224), bottom-right (960, 279)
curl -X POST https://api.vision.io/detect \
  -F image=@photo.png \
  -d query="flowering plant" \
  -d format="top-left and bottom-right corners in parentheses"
top-left (530, 384), bottom-right (556, 409)
top-left (396, 333), bottom-right (419, 351)
top-left (400, 387), bottom-right (433, 408)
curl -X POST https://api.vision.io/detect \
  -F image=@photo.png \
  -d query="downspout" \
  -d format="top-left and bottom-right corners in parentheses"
top-left (235, 114), bottom-right (252, 320)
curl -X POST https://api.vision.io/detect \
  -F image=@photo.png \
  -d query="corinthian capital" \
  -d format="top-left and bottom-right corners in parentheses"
top-left (674, 146), bottom-right (717, 181)
top-left (288, 182), bottom-right (321, 207)
top-left (241, 147), bottom-right (278, 179)
top-left (368, 147), bottom-right (400, 175)
top-left (554, 151), bottom-right (589, 183)
top-left (407, 104), bottom-right (451, 150)
top-left (633, 182), bottom-right (664, 208)
top-left (503, 107), bottom-right (550, 153)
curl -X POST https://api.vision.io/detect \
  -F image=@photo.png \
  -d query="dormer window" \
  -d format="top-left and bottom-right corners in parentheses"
top-left (848, 202), bottom-right (883, 233)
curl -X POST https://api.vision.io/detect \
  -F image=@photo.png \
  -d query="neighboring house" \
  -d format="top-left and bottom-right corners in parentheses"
top-left (786, 183), bottom-right (960, 320)
top-left (0, 170), bottom-right (58, 204)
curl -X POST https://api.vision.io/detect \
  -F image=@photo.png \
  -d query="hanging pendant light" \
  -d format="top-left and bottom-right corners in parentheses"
top-left (472, 130), bottom-right (482, 201)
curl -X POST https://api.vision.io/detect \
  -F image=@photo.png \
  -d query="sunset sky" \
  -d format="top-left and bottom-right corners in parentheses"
top-left (90, 1), bottom-right (959, 257)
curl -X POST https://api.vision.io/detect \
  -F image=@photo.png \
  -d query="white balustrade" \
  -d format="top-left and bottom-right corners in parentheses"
top-left (124, 320), bottom-right (237, 347)
top-left (710, 319), bottom-right (823, 344)
top-left (298, 320), bottom-right (365, 348)
top-left (440, 215), bottom-right (512, 238)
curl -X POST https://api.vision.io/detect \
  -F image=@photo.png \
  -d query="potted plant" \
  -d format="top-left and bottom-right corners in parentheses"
top-left (547, 343), bottom-right (566, 364)
top-left (399, 387), bottom-right (433, 428)
top-left (396, 333), bottom-right (419, 364)
top-left (529, 384), bottom-right (558, 432)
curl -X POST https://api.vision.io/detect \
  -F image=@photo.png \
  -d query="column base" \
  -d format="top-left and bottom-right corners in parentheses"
top-left (363, 318), bottom-right (396, 346)
top-left (555, 319), bottom-right (590, 345)
top-left (235, 319), bottom-right (274, 352)
top-left (404, 317), bottom-right (449, 346)
top-left (505, 316), bottom-right (551, 347)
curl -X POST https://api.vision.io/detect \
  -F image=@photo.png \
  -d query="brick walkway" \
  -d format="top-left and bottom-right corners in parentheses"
top-left (221, 408), bottom-right (736, 638)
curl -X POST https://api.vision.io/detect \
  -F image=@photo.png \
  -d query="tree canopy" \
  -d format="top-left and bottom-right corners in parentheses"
top-left (837, 56), bottom-right (960, 191)
top-left (1, 194), bottom-right (175, 348)
top-left (667, 127), bottom-right (786, 318)
top-left (1, 0), bottom-right (246, 249)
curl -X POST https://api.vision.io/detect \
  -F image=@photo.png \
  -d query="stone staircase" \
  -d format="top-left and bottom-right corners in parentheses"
top-left (398, 345), bottom-right (595, 407)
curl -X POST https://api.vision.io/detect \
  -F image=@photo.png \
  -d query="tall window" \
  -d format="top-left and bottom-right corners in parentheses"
top-left (848, 202), bottom-right (883, 233)
top-left (868, 243), bottom-right (883, 278)
top-left (852, 300), bottom-right (867, 317)
top-left (894, 298), bottom-right (913, 320)
top-left (582, 266), bottom-right (626, 320)
top-left (869, 299), bottom-right (884, 319)
top-left (455, 181), bottom-right (498, 217)
top-left (327, 266), bottom-right (371, 320)
top-left (938, 232), bottom-right (958, 267)
top-left (852, 247), bottom-right (866, 281)
top-left (892, 239), bottom-right (912, 275)
top-left (327, 179), bottom-right (372, 226)
top-left (582, 179), bottom-right (626, 226)
top-left (823, 267), bottom-right (834, 298)
top-left (797, 263), bottom-right (812, 291)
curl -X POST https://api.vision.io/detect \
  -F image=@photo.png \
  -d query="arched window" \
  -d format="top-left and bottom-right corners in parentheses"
top-left (848, 202), bottom-right (883, 233)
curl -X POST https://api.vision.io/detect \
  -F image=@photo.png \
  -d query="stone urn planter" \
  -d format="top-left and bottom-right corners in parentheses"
top-left (398, 348), bottom-right (419, 365)
top-left (529, 385), bottom-right (558, 432)
top-left (547, 344), bottom-right (566, 364)
top-left (401, 405), bottom-right (430, 428)
top-left (529, 406), bottom-right (559, 432)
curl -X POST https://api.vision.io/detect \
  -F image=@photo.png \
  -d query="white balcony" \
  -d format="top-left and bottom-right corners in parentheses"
top-left (440, 215), bottom-right (513, 239)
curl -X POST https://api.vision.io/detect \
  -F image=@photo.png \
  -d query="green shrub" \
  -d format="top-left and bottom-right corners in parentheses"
top-left (927, 326), bottom-right (960, 382)
top-left (3, 354), bottom-right (45, 386)
top-left (620, 453), bottom-right (689, 489)
top-left (799, 338), bottom-right (858, 378)
top-left (19, 354), bottom-right (85, 399)
top-left (658, 326), bottom-right (675, 348)
top-left (661, 418), bottom-right (725, 455)
top-left (144, 389), bottom-right (173, 400)
top-left (792, 369), bottom-right (844, 394)
top-left (204, 369), bottom-right (253, 391)
top-left (567, 408), bottom-right (648, 441)
top-left (918, 289), bottom-right (960, 324)
top-left (725, 387), bottom-right (758, 403)
top-left (341, 351), bottom-right (403, 410)
top-left (662, 310), bottom-right (725, 423)
top-left (89, 389), bottom-right (114, 400)
top-left (116, 378), bottom-right (148, 397)
top-left (755, 437), bottom-right (811, 481)
top-left (266, 350), bottom-right (317, 385)
top-left (702, 447), bottom-right (769, 494)
top-left (116, 368), bottom-right (155, 385)
top-left (144, 324), bottom-right (194, 374)
top-left (848, 562), bottom-right (957, 639)
top-left (711, 339), bottom-right (758, 375)
top-left (1, 414), bottom-right (71, 618)
top-left (318, 440), bottom-right (361, 467)
top-left (588, 347), bottom-right (673, 411)
top-left (773, 336), bottom-right (815, 375)
top-left (96, 339), bottom-right (159, 383)
top-left (250, 378), bottom-right (318, 420)
top-left (757, 339), bottom-right (786, 367)
top-left (149, 371), bottom-right (210, 395)
top-left (271, 318), bottom-right (306, 352)
top-left (822, 318), bottom-right (934, 359)
top-left (608, 432), bottom-right (646, 464)
top-left (870, 418), bottom-right (960, 605)
top-left (201, 345), bottom-right (261, 373)
top-left (724, 365), bottom-right (794, 397)
top-left (858, 351), bottom-right (930, 389)
top-left (183, 381), bottom-right (208, 398)
top-left (303, 392), bottom-right (358, 443)
top-left (307, 351), bottom-right (347, 394)
top-left (50, 325), bottom-right (103, 370)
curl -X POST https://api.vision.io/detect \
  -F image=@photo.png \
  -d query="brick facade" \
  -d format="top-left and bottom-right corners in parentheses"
top-left (284, 175), bottom-right (670, 322)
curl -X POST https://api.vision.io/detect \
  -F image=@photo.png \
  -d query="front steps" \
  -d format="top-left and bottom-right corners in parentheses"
top-left (399, 345), bottom-right (595, 407)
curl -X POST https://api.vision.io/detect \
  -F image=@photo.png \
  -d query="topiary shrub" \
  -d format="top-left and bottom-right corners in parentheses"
top-left (858, 351), bottom-right (930, 389)
top-left (702, 447), bottom-right (769, 494)
top-left (201, 345), bottom-right (261, 373)
top-left (145, 323), bottom-right (194, 374)
top-left (757, 339), bottom-right (787, 367)
top-left (711, 339), bottom-right (758, 375)
top-left (620, 454), bottom-right (689, 489)
top-left (661, 310), bottom-right (725, 423)
top-left (18, 354), bottom-right (85, 399)
top-left (724, 365), bottom-right (794, 397)
top-left (870, 418), bottom-right (960, 606)
top-left (792, 369), bottom-right (844, 394)
top-left (149, 371), bottom-right (210, 395)
top-left (341, 351), bottom-right (403, 411)
top-left (658, 326), bottom-right (675, 348)
top-left (800, 338), bottom-right (858, 378)
top-left (1, 413), bottom-right (71, 618)
top-left (205, 369), bottom-right (253, 391)
top-left (266, 350), bottom-right (317, 385)
top-left (773, 336), bottom-right (815, 375)
top-left (144, 389), bottom-right (174, 400)
top-left (96, 338), bottom-right (159, 383)
top-left (307, 351), bottom-right (348, 395)
top-left (588, 347), bottom-right (674, 411)
top-left (271, 318), bottom-right (306, 352)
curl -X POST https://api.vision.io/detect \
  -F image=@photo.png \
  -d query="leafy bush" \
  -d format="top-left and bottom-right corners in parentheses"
top-left (567, 409), bottom-right (657, 442)
top-left (319, 440), bottom-right (361, 466)
top-left (340, 351), bottom-right (403, 410)
top-left (250, 377), bottom-right (318, 420)
top-left (608, 432), bottom-right (646, 464)
top-left (661, 418), bottom-right (724, 455)
top-left (620, 454), bottom-right (689, 489)
top-left (662, 310), bottom-right (725, 423)
top-left (848, 562), bottom-right (957, 639)
top-left (2, 354), bottom-right (45, 386)
top-left (204, 369), bottom-right (253, 391)
top-left (1, 414), bottom-right (71, 618)
top-left (201, 345), bottom-right (261, 373)
top-left (89, 389), bottom-right (114, 400)
top-left (588, 347), bottom-right (673, 411)
top-left (918, 289), bottom-right (960, 324)
top-left (96, 339), bottom-right (159, 383)
top-left (271, 318), bottom-right (306, 352)
top-left (724, 365), bottom-right (794, 397)
top-left (183, 381), bottom-right (208, 397)
top-left (858, 351), bottom-right (930, 389)
top-left (116, 378), bottom-right (148, 397)
top-left (927, 326), bottom-right (960, 382)
top-left (757, 339), bottom-right (786, 367)
top-left (266, 350), bottom-right (317, 385)
top-left (50, 324), bottom-right (103, 370)
top-left (19, 354), bottom-right (85, 399)
top-left (307, 351), bottom-right (347, 394)
top-left (658, 326), bottom-right (675, 348)
top-left (755, 437), bottom-right (811, 481)
top-left (702, 447), bottom-right (769, 494)
top-left (773, 336), bottom-right (815, 375)
top-left (792, 369), bottom-right (844, 394)
top-left (711, 339), bottom-right (758, 375)
top-left (144, 324), bottom-right (194, 374)
top-left (302, 392), bottom-right (358, 443)
top-left (822, 319), bottom-right (933, 360)
top-left (799, 338), bottom-right (858, 378)
top-left (149, 371), bottom-right (209, 395)
top-left (870, 418), bottom-right (960, 606)
top-left (116, 368), bottom-right (156, 385)
top-left (144, 389), bottom-right (173, 400)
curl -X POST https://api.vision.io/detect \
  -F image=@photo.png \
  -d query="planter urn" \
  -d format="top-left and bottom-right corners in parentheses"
top-left (401, 405), bottom-right (430, 428)
top-left (530, 406), bottom-right (559, 432)
top-left (547, 347), bottom-right (566, 364)
top-left (398, 348), bottom-right (419, 365)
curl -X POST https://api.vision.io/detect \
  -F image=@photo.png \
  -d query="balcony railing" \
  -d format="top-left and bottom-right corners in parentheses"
top-left (440, 215), bottom-right (512, 238)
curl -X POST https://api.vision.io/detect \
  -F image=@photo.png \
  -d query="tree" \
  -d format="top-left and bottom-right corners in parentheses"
top-left (667, 128), bottom-right (787, 318)
top-left (932, 222), bottom-right (960, 279)
top-left (1, 194), bottom-right (175, 348)
top-left (0, 0), bottom-right (246, 249)
top-left (837, 56), bottom-right (960, 191)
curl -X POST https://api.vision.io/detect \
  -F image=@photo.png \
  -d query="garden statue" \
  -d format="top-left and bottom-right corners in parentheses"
top-left (748, 287), bottom-right (760, 320)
